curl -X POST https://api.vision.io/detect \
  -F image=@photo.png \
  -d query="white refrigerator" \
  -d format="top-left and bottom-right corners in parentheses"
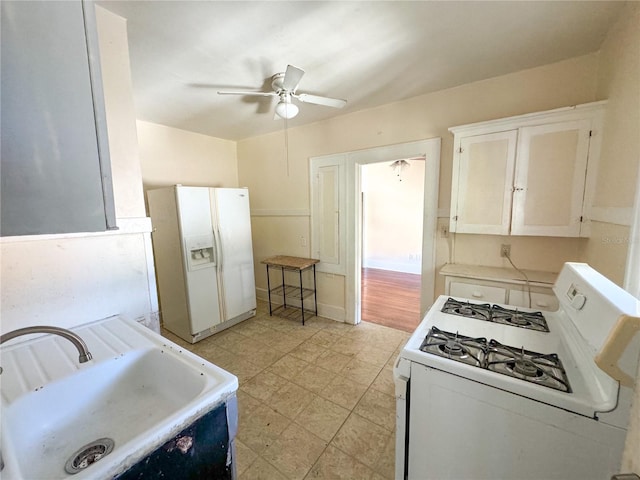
top-left (147, 185), bottom-right (257, 343)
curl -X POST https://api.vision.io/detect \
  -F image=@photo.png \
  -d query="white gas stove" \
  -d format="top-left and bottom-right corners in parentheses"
top-left (394, 263), bottom-right (640, 480)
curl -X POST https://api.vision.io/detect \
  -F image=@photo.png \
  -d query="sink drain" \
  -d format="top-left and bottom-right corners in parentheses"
top-left (64, 438), bottom-right (115, 474)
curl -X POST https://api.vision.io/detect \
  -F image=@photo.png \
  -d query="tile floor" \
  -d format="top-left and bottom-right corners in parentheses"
top-left (161, 301), bottom-right (410, 480)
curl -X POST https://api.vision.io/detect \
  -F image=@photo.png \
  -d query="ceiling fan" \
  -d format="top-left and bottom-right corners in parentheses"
top-left (217, 65), bottom-right (347, 120)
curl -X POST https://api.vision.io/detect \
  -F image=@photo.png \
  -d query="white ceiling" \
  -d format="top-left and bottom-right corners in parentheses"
top-left (98, 1), bottom-right (624, 141)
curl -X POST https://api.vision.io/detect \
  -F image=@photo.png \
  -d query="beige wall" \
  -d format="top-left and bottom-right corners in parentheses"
top-left (583, 2), bottom-right (640, 287)
top-left (238, 53), bottom-right (600, 312)
top-left (587, 3), bottom-right (640, 472)
top-left (98, 8), bottom-right (145, 219)
top-left (594, 6), bottom-right (640, 210)
top-left (137, 120), bottom-right (238, 203)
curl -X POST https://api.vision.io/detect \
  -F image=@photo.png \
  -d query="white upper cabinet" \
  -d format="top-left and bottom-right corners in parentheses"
top-left (1, 1), bottom-right (115, 236)
top-left (449, 102), bottom-right (605, 237)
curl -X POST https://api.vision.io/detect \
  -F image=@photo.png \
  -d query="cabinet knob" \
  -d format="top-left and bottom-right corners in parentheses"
top-left (471, 292), bottom-right (483, 298)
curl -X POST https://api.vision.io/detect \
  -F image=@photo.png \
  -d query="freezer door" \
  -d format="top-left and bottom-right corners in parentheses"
top-left (176, 186), bottom-right (222, 333)
top-left (212, 188), bottom-right (257, 321)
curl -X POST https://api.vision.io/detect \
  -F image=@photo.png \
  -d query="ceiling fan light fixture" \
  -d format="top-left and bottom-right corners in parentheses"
top-left (275, 98), bottom-right (299, 119)
top-left (217, 64), bottom-right (346, 120)
top-left (390, 159), bottom-right (410, 181)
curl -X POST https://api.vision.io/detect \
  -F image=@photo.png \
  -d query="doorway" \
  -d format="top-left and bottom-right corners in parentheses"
top-left (360, 159), bottom-right (424, 331)
top-left (309, 137), bottom-right (440, 326)
top-left (347, 138), bottom-right (440, 326)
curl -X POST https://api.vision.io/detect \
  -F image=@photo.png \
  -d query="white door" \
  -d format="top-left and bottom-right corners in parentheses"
top-left (212, 188), bottom-right (257, 321)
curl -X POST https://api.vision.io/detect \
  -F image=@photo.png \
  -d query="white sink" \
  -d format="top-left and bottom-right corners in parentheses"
top-left (0, 316), bottom-right (238, 480)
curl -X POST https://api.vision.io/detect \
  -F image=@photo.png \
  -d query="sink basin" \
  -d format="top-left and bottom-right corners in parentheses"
top-left (5, 349), bottom-right (202, 478)
top-left (0, 316), bottom-right (238, 480)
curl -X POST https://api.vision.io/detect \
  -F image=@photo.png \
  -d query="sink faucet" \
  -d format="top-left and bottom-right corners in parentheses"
top-left (0, 326), bottom-right (93, 363)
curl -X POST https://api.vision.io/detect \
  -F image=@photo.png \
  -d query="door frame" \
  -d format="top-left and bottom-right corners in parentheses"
top-left (346, 138), bottom-right (441, 324)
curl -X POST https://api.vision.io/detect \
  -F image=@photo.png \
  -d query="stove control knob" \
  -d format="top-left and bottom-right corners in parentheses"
top-left (571, 293), bottom-right (587, 310)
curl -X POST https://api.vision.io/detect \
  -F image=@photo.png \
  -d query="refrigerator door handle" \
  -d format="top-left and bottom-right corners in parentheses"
top-left (214, 226), bottom-right (223, 269)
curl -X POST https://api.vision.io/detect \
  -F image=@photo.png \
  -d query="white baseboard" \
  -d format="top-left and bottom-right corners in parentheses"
top-left (317, 304), bottom-right (346, 322)
top-left (256, 287), bottom-right (270, 303)
top-left (363, 260), bottom-right (421, 274)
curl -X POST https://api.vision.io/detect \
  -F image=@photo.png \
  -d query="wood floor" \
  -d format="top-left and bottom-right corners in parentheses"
top-left (361, 267), bottom-right (421, 332)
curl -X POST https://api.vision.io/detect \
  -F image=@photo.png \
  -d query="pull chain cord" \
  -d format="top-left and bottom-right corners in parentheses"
top-left (284, 116), bottom-right (290, 177)
top-left (505, 251), bottom-right (532, 308)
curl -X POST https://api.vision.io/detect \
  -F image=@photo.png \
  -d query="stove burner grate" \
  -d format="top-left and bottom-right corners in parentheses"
top-left (441, 299), bottom-right (491, 322)
top-left (441, 298), bottom-right (550, 332)
top-left (485, 340), bottom-right (571, 393)
top-left (419, 327), bottom-right (572, 393)
top-left (490, 305), bottom-right (549, 332)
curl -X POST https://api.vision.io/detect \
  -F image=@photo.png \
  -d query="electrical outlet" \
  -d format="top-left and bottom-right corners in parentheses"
top-left (440, 224), bottom-right (449, 238)
top-left (500, 244), bottom-right (511, 258)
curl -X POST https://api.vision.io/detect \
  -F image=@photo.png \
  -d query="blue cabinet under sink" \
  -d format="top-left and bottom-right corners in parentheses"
top-left (116, 395), bottom-right (238, 480)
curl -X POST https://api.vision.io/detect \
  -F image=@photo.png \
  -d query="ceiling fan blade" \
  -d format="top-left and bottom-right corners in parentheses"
top-left (282, 65), bottom-right (305, 92)
top-left (217, 90), bottom-right (276, 97)
top-left (296, 93), bottom-right (347, 109)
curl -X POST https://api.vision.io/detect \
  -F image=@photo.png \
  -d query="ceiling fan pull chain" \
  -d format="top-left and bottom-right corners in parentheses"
top-left (284, 117), bottom-right (290, 177)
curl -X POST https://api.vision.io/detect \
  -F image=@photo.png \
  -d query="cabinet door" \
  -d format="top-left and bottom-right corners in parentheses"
top-left (451, 131), bottom-right (517, 235)
top-left (1, 1), bottom-right (114, 236)
top-left (511, 120), bottom-right (591, 237)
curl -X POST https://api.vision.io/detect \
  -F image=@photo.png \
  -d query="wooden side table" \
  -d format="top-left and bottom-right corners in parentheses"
top-left (261, 255), bottom-right (319, 325)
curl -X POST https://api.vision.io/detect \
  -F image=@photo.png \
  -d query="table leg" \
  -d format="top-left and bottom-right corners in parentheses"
top-left (312, 264), bottom-right (318, 316)
top-left (299, 269), bottom-right (305, 326)
top-left (266, 264), bottom-right (273, 316)
top-left (281, 267), bottom-right (287, 309)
